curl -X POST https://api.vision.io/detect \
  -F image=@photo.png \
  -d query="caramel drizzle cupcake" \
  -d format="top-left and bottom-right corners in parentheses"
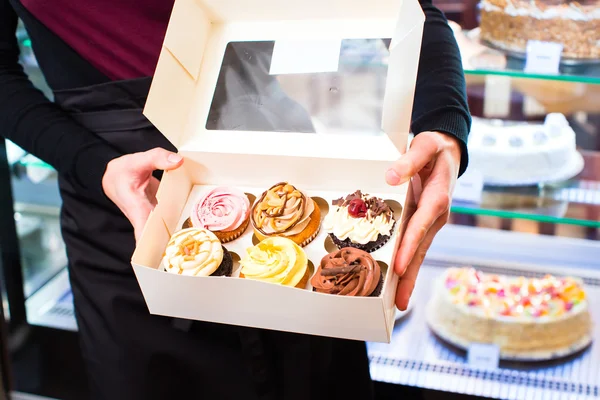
top-left (252, 182), bottom-right (313, 236)
top-left (163, 228), bottom-right (224, 277)
top-left (312, 248), bottom-right (382, 297)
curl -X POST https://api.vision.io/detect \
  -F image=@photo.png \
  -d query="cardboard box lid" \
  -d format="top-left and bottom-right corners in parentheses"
top-left (144, 0), bottom-right (425, 162)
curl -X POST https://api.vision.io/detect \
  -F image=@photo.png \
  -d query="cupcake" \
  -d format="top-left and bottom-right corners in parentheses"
top-left (311, 247), bottom-right (383, 297)
top-left (239, 237), bottom-right (309, 289)
top-left (162, 228), bottom-right (233, 277)
top-left (323, 190), bottom-right (395, 252)
top-left (184, 187), bottom-right (250, 243)
top-left (251, 182), bottom-right (320, 247)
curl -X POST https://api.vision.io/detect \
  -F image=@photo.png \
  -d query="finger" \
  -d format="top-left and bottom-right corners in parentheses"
top-left (130, 148), bottom-right (183, 174)
top-left (146, 177), bottom-right (161, 207)
top-left (394, 179), bottom-right (451, 276)
top-left (385, 133), bottom-right (441, 186)
top-left (395, 212), bottom-right (448, 310)
top-left (125, 198), bottom-right (155, 241)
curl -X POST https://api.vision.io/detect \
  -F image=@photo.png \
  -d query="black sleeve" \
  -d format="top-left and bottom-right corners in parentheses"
top-left (0, 0), bottom-right (121, 197)
top-left (412, 0), bottom-right (471, 177)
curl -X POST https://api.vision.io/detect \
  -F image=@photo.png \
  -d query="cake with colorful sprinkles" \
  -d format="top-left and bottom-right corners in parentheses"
top-left (427, 267), bottom-right (592, 359)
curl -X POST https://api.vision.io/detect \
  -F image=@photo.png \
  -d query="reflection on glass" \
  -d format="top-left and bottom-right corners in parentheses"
top-left (207, 39), bottom-right (390, 136)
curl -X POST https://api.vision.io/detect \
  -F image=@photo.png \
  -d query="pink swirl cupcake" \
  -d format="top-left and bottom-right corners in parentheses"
top-left (186, 187), bottom-right (251, 243)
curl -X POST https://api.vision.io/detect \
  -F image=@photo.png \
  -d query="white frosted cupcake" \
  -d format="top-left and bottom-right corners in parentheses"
top-left (323, 190), bottom-right (395, 253)
top-left (162, 228), bottom-right (232, 277)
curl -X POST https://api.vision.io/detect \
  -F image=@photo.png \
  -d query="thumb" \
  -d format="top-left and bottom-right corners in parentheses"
top-left (385, 133), bottom-right (440, 186)
top-left (130, 148), bottom-right (184, 174)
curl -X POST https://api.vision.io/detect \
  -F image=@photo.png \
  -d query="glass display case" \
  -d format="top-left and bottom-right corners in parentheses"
top-left (367, 12), bottom-right (600, 400)
top-left (1, 7), bottom-right (599, 400)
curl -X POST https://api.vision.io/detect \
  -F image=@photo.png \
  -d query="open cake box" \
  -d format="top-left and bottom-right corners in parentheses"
top-left (132, 0), bottom-right (424, 343)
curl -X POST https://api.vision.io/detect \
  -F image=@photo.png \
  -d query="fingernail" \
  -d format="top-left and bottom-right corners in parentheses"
top-left (386, 169), bottom-right (401, 185)
top-left (168, 154), bottom-right (183, 163)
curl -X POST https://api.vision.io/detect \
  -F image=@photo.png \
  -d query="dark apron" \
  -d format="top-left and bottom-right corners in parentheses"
top-left (53, 76), bottom-right (373, 400)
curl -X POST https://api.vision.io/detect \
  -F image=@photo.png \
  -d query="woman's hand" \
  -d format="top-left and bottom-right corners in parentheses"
top-left (102, 148), bottom-right (184, 241)
top-left (386, 131), bottom-right (462, 311)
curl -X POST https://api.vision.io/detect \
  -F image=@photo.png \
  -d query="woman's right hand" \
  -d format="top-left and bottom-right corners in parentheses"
top-left (102, 148), bottom-right (184, 241)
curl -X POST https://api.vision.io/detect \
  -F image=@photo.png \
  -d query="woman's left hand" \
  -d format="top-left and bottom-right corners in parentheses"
top-left (385, 131), bottom-right (462, 311)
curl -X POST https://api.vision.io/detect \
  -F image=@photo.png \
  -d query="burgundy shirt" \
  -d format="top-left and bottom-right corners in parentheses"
top-left (21, 0), bottom-right (175, 80)
top-left (1, 0), bottom-right (470, 199)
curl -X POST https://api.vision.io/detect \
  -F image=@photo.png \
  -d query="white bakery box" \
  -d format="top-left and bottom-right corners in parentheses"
top-left (131, 0), bottom-right (424, 343)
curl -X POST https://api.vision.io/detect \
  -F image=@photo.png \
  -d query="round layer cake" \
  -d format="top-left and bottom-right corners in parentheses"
top-left (479, 0), bottom-right (600, 60)
top-left (467, 113), bottom-right (581, 185)
top-left (427, 267), bottom-right (592, 359)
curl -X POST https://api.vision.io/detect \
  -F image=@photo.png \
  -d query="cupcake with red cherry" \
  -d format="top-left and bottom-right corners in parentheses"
top-left (322, 190), bottom-right (395, 253)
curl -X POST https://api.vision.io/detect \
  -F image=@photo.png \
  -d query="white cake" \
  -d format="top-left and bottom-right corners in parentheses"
top-left (468, 113), bottom-right (582, 185)
top-left (427, 267), bottom-right (593, 360)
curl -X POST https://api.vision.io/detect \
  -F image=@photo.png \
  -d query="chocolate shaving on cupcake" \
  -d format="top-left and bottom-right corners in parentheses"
top-left (312, 248), bottom-right (383, 297)
top-left (323, 190), bottom-right (396, 253)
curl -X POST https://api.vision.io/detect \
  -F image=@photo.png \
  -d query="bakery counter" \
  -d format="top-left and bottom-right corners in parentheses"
top-left (367, 224), bottom-right (600, 400)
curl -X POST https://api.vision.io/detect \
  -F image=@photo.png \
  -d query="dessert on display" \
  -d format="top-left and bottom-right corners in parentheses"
top-left (185, 186), bottom-right (251, 243)
top-left (162, 228), bottom-right (233, 277)
top-left (251, 182), bottom-right (321, 247)
top-left (427, 267), bottom-right (593, 358)
top-left (468, 113), bottom-right (582, 185)
top-left (239, 237), bottom-right (310, 289)
top-left (323, 190), bottom-right (395, 253)
top-left (312, 248), bottom-right (383, 297)
top-left (479, 0), bottom-right (600, 60)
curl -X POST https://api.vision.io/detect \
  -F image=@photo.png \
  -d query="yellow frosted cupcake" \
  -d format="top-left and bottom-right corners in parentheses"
top-left (251, 182), bottom-right (320, 247)
top-left (239, 237), bottom-right (309, 289)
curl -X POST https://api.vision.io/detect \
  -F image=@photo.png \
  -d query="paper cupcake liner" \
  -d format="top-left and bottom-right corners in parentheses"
top-left (214, 218), bottom-right (250, 244)
top-left (182, 218), bottom-right (250, 244)
top-left (300, 225), bottom-right (320, 247)
top-left (329, 220), bottom-right (396, 253)
top-left (212, 247), bottom-right (233, 277)
top-left (370, 274), bottom-right (384, 297)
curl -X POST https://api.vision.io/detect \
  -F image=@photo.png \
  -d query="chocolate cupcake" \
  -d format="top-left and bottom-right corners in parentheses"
top-left (323, 190), bottom-right (395, 252)
top-left (311, 247), bottom-right (383, 297)
top-left (162, 228), bottom-right (232, 277)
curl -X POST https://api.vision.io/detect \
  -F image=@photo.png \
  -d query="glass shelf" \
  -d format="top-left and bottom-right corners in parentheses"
top-left (452, 195), bottom-right (600, 228)
top-left (458, 28), bottom-right (600, 85)
top-left (451, 151), bottom-right (600, 228)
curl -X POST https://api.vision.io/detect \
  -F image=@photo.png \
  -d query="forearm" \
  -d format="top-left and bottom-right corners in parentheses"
top-left (412, 0), bottom-right (471, 176)
top-left (0, 1), bottom-right (120, 196)
top-left (0, 60), bottom-right (120, 195)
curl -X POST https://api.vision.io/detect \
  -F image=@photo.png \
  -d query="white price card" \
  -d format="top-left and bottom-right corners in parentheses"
top-left (524, 40), bottom-right (563, 74)
top-left (270, 39), bottom-right (342, 75)
top-left (453, 168), bottom-right (484, 204)
top-left (468, 343), bottom-right (500, 369)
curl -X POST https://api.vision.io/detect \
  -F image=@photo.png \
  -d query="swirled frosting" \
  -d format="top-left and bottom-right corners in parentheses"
top-left (312, 248), bottom-right (381, 296)
top-left (240, 237), bottom-right (308, 287)
top-left (323, 191), bottom-right (394, 244)
top-left (163, 228), bottom-right (223, 276)
top-left (251, 182), bottom-right (314, 236)
top-left (191, 187), bottom-right (250, 232)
